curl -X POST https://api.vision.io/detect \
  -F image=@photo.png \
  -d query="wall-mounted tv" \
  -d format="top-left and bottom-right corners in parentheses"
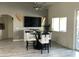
top-left (24, 16), bottom-right (41, 27)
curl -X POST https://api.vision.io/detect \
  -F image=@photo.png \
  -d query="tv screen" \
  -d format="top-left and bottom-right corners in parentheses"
top-left (24, 16), bottom-right (41, 27)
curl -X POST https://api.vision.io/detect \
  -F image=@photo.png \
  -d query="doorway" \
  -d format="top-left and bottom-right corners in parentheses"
top-left (0, 14), bottom-right (13, 40)
top-left (75, 10), bottom-right (79, 50)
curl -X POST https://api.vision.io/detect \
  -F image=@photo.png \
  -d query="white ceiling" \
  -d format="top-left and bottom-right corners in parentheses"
top-left (32, 2), bottom-right (55, 7)
top-left (32, 2), bottom-right (55, 10)
top-left (0, 2), bottom-right (55, 10)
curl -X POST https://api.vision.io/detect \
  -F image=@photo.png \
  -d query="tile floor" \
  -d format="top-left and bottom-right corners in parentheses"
top-left (0, 39), bottom-right (79, 57)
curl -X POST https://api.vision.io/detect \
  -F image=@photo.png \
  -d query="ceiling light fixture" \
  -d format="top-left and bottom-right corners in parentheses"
top-left (35, 7), bottom-right (39, 11)
top-left (34, 2), bottom-right (41, 11)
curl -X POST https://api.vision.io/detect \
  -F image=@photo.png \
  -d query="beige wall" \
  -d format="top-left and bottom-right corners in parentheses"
top-left (0, 2), bottom-right (48, 40)
top-left (7, 16), bottom-right (13, 39)
top-left (48, 2), bottom-right (79, 49)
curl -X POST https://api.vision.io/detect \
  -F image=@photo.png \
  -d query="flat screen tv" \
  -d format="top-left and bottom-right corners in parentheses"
top-left (24, 16), bottom-right (41, 27)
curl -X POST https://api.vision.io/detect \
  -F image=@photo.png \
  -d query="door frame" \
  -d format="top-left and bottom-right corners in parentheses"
top-left (74, 9), bottom-right (79, 50)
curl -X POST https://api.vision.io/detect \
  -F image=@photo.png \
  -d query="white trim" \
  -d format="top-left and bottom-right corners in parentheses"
top-left (13, 39), bottom-right (24, 41)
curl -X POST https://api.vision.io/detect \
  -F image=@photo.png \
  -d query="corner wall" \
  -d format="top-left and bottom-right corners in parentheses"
top-left (48, 3), bottom-right (79, 49)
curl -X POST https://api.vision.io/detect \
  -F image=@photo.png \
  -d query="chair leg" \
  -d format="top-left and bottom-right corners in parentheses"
top-left (41, 44), bottom-right (43, 54)
top-left (26, 41), bottom-right (28, 50)
top-left (26, 41), bottom-right (27, 48)
top-left (49, 40), bottom-right (51, 47)
top-left (47, 44), bottom-right (49, 53)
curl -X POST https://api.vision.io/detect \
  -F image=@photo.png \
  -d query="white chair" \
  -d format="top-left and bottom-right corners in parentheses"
top-left (24, 32), bottom-right (36, 50)
top-left (39, 34), bottom-right (50, 54)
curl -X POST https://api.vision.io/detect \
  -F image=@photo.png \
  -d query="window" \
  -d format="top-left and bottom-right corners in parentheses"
top-left (52, 17), bottom-right (67, 32)
top-left (52, 18), bottom-right (59, 31)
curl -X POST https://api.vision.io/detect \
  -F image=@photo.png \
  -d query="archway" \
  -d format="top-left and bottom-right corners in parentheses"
top-left (0, 14), bottom-right (13, 40)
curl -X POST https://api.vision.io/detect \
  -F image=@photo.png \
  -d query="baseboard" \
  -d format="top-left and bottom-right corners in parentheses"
top-left (54, 41), bottom-right (74, 50)
top-left (0, 38), bottom-right (13, 40)
top-left (13, 39), bottom-right (24, 42)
